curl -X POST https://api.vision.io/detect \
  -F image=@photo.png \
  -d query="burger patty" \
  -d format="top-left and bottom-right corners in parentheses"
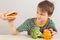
top-left (7, 12), bottom-right (17, 16)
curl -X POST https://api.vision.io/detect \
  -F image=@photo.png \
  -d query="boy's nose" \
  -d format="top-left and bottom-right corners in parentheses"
top-left (39, 15), bottom-right (42, 17)
top-left (38, 16), bottom-right (41, 19)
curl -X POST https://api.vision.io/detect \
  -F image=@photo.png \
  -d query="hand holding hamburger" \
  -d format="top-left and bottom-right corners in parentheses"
top-left (4, 11), bottom-right (17, 22)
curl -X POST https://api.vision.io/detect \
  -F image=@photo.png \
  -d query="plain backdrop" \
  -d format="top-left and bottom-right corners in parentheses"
top-left (0, 0), bottom-right (60, 38)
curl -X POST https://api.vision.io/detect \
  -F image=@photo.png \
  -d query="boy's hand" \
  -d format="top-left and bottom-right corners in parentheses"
top-left (0, 11), bottom-right (17, 21)
top-left (49, 28), bottom-right (56, 38)
top-left (8, 17), bottom-right (16, 22)
top-left (4, 11), bottom-right (17, 22)
top-left (0, 13), bottom-right (7, 20)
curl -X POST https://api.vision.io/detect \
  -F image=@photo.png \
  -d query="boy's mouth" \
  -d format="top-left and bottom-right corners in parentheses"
top-left (36, 19), bottom-right (42, 23)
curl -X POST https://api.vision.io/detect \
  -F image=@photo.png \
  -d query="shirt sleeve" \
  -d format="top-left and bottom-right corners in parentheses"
top-left (49, 20), bottom-right (57, 32)
top-left (17, 19), bottom-right (29, 32)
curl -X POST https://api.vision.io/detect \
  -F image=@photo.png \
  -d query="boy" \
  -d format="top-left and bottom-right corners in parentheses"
top-left (0, 0), bottom-right (57, 38)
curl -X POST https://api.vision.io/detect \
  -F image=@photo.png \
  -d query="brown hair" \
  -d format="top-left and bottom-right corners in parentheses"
top-left (38, 0), bottom-right (54, 16)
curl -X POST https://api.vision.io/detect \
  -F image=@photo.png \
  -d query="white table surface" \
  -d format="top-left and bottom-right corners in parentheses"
top-left (0, 32), bottom-right (59, 40)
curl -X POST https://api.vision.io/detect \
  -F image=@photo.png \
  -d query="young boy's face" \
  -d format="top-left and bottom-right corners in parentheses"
top-left (36, 7), bottom-right (49, 23)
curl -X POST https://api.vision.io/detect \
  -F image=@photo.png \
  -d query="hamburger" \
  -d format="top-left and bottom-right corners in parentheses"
top-left (4, 11), bottom-right (17, 20)
top-left (5, 11), bottom-right (17, 17)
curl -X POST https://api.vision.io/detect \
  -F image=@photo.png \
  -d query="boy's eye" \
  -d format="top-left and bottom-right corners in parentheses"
top-left (40, 14), bottom-right (44, 15)
top-left (40, 14), bottom-right (43, 15)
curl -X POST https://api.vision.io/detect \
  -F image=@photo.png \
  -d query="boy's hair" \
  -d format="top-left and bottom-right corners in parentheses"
top-left (38, 0), bottom-right (54, 16)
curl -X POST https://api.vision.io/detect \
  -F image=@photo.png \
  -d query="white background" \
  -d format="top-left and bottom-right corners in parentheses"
top-left (0, 0), bottom-right (59, 38)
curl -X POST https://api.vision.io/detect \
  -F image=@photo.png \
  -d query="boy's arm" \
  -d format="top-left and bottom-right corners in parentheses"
top-left (0, 11), bottom-right (19, 35)
top-left (8, 21), bottom-right (19, 35)
top-left (49, 20), bottom-right (57, 38)
top-left (50, 21), bottom-right (57, 32)
top-left (8, 19), bottom-right (29, 35)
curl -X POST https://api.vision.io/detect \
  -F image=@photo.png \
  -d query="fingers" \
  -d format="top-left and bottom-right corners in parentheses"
top-left (8, 18), bottom-right (16, 22)
top-left (51, 31), bottom-right (56, 37)
top-left (49, 30), bottom-right (56, 38)
top-left (49, 28), bottom-right (56, 38)
top-left (0, 13), bottom-right (7, 20)
top-left (0, 13), bottom-right (3, 18)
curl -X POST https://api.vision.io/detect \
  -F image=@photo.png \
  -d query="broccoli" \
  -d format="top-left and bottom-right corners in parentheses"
top-left (30, 27), bottom-right (42, 39)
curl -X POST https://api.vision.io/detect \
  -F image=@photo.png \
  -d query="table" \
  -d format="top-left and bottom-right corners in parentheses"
top-left (0, 32), bottom-right (59, 40)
